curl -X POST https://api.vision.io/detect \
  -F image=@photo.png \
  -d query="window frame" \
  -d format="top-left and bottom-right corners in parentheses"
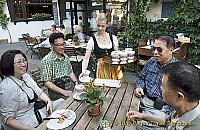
top-left (6, 0), bottom-right (54, 23)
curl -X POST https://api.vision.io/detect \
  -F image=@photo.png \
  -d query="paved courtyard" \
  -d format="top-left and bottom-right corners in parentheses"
top-left (0, 42), bottom-right (41, 71)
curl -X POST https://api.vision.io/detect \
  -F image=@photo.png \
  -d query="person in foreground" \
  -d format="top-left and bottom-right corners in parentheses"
top-left (127, 61), bottom-right (200, 130)
top-left (79, 13), bottom-right (123, 80)
top-left (134, 36), bottom-right (177, 129)
top-left (0, 50), bottom-right (63, 130)
top-left (40, 32), bottom-right (78, 101)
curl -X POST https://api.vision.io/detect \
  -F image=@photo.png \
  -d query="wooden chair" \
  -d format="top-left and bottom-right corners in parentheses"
top-left (27, 37), bottom-right (40, 59)
top-left (136, 39), bottom-right (153, 73)
top-left (173, 42), bottom-right (189, 60)
top-left (22, 34), bottom-right (40, 58)
top-left (30, 69), bottom-right (48, 95)
top-left (22, 33), bottom-right (31, 53)
top-left (64, 47), bottom-right (84, 76)
top-left (37, 47), bottom-right (51, 59)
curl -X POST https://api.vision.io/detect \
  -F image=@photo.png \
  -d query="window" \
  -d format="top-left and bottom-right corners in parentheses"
top-left (7, 0), bottom-right (53, 21)
top-left (161, 2), bottom-right (172, 18)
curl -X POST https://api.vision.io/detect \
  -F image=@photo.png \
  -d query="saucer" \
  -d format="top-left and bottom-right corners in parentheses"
top-left (75, 84), bottom-right (85, 92)
top-left (73, 92), bottom-right (82, 100)
top-left (79, 76), bottom-right (93, 82)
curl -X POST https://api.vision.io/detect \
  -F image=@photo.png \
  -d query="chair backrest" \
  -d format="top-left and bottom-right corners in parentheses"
top-left (27, 37), bottom-right (39, 45)
top-left (64, 47), bottom-right (84, 63)
top-left (29, 69), bottom-right (48, 95)
top-left (173, 43), bottom-right (189, 60)
top-left (22, 33), bottom-right (30, 39)
top-left (29, 69), bottom-right (43, 87)
top-left (37, 47), bottom-right (51, 58)
top-left (64, 47), bottom-right (78, 57)
top-left (22, 33), bottom-right (30, 43)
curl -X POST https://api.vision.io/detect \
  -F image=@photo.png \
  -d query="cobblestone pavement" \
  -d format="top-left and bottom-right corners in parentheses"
top-left (0, 42), bottom-right (138, 82)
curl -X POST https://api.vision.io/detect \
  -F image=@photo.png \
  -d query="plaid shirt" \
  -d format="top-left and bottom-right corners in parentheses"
top-left (135, 57), bottom-right (177, 98)
top-left (40, 51), bottom-right (73, 82)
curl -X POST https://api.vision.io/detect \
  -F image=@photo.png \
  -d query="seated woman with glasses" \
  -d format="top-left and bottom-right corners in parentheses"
top-left (0, 50), bottom-right (64, 130)
top-left (79, 13), bottom-right (123, 80)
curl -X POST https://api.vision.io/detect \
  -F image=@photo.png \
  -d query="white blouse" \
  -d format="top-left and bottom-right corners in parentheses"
top-left (0, 73), bottom-right (43, 129)
top-left (86, 34), bottom-right (118, 51)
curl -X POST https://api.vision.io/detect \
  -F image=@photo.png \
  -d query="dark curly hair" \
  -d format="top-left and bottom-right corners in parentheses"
top-left (49, 32), bottom-right (64, 44)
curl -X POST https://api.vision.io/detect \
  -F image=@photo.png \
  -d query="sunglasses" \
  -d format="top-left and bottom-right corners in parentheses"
top-left (151, 46), bottom-right (163, 53)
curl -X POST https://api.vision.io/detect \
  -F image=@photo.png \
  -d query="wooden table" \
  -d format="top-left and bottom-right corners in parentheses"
top-left (36, 82), bottom-right (140, 130)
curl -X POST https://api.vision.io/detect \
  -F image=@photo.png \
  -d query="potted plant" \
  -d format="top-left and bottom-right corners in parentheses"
top-left (73, 34), bottom-right (79, 46)
top-left (80, 81), bottom-right (105, 116)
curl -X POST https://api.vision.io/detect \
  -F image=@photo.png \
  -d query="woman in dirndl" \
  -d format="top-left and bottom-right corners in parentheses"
top-left (79, 13), bottom-right (123, 80)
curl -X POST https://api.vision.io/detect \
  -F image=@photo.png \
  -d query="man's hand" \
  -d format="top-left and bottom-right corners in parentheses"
top-left (62, 90), bottom-right (72, 97)
top-left (134, 88), bottom-right (144, 97)
top-left (126, 111), bottom-right (143, 122)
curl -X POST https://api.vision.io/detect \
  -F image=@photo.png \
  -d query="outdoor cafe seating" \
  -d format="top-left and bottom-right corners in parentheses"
top-left (22, 33), bottom-right (49, 59)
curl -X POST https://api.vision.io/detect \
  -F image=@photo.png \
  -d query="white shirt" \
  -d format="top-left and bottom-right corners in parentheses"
top-left (86, 34), bottom-right (118, 51)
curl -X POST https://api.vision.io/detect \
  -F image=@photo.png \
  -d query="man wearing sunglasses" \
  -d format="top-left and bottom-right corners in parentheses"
top-left (134, 36), bottom-right (177, 130)
top-left (40, 33), bottom-right (78, 101)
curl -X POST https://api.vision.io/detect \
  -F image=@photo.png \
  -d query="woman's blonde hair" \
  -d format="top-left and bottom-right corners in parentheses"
top-left (73, 25), bottom-right (83, 32)
top-left (96, 13), bottom-right (107, 22)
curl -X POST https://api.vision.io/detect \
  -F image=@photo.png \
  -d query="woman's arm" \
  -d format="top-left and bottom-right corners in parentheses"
top-left (82, 49), bottom-right (92, 72)
top-left (6, 118), bottom-right (37, 130)
top-left (79, 49), bottom-right (92, 78)
top-left (113, 35), bottom-right (119, 51)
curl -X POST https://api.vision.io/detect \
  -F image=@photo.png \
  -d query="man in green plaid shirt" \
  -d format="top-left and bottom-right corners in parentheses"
top-left (40, 32), bottom-right (78, 101)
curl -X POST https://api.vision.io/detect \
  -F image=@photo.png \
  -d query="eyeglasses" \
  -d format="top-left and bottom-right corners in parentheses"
top-left (14, 59), bottom-right (27, 65)
top-left (52, 43), bottom-right (66, 47)
top-left (151, 46), bottom-right (163, 53)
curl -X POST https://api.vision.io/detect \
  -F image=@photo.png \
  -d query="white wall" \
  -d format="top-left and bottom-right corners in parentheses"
top-left (0, 3), bottom-right (55, 43)
top-left (145, 2), bottom-right (162, 21)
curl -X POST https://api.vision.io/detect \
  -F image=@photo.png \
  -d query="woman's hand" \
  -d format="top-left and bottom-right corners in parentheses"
top-left (79, 70), bottom-right (90, 79)
top-left (79, 72), bottom-right (84, 79)
top-left (46, 100), bottom-right (53, 114)
top-left (126, 111), bottom-right (143, 122)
